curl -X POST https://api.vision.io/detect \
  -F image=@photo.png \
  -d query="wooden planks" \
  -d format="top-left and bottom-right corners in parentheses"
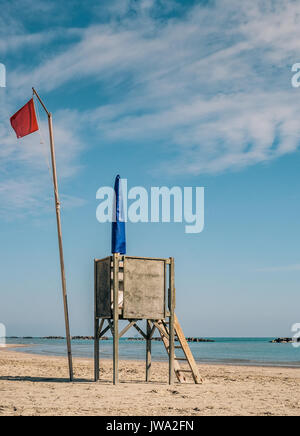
top-left (95, 257), bottom-right (112, 318)
top-left (94, 254), bottom-right (203, 386)
top-left (123, 258), bottom-right (165, 319)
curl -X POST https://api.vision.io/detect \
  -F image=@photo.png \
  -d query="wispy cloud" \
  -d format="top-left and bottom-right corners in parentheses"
top-left (257, 264), bottom-right (300, 273)
top-left (1, 0), bottom-right (300, 215)
top-left (10, 0), bottom-right (299, 173)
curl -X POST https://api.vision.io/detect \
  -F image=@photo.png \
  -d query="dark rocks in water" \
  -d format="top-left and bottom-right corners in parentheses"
top-left (186, 337), bottom-right (214, 343)
top-left (270, 337), bottom-right (300, 343)
top-left (41, 335), bottom-right (214, 342)
top-left (42, 336), bottom-right (109, 340)
top-left (127, 337), bottom-right (214, 343)
top-left (72, 336), bottom-right (109, 340)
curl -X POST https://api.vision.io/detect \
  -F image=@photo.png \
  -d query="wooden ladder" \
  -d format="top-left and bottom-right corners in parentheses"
top-left (156, 314), bottom-right (203, 384)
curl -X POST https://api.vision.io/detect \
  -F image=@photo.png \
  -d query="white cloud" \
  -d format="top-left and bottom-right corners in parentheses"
top-left (2, 0), bottom-right (300, 215)
top-left (10, 0), bottom-right (299, 174)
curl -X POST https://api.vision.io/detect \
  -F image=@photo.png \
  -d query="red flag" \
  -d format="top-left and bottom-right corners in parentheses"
top-left (10, 98), bottom-right (39, 139)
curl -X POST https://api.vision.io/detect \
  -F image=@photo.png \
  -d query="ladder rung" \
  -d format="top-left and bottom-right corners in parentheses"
top-left (156, 316), bottom-right (203, 385)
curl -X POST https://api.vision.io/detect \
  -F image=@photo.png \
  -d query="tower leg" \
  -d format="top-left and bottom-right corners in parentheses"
top-left (169, 257), bottom-right (175, 385)
top-left (94, 317), bottom-right (99, 381)
top-left (113, 253), bottom-right (119, 385)
top-left (94, 260), bottom-right (99, 382)
top-left (146, 320), bottom-right (152, 382)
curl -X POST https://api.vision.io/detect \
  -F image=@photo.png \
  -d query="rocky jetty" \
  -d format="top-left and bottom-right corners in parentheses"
top-left (186, 337), bottom-right (214, 343)
top-left (42, 336), bottom-right (109, 340)
top-left (127, 337), bottom-right (214, 343)
top-left (72, 336), bottom-right (109, 340)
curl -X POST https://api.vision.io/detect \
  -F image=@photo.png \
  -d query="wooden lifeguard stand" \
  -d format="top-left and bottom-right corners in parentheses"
top-left (94, 254), bottom-right (202, 385)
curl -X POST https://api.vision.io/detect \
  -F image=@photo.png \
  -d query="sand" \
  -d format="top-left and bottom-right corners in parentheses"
top-left (0, 346), bottom-right (300, 416)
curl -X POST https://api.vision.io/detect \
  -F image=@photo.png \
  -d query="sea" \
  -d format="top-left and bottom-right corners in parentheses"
top-left (5, 337), bottom-right (300, 368)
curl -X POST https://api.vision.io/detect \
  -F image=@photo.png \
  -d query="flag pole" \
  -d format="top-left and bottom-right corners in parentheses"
top-left (32, 87), bottom-right (74, 382)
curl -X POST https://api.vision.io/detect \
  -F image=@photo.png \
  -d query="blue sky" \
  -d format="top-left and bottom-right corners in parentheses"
top-left (0, 0), bottom-right (300, 337)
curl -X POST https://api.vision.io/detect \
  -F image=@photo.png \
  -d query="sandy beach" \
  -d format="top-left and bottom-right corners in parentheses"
top-left (0, 346), bottom-right (300, 416)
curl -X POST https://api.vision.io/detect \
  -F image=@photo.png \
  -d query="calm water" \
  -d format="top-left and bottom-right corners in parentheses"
top-left (5, 337), bottom-right (300, 367)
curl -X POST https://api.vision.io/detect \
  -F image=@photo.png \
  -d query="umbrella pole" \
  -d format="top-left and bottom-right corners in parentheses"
top-left (32, 87), bottom-right (73, 382)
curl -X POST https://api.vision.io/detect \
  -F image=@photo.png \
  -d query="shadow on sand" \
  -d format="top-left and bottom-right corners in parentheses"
top-left (0, 376), bottom-right (90, 383)
top-left (0, 375), bottom-right (171, 385)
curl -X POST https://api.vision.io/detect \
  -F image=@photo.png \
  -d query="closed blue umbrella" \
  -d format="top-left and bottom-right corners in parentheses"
top-left (112, 175), bottom-right (126, 254)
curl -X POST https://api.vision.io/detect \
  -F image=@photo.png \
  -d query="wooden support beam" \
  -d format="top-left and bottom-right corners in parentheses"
top-left (169, 257), bottom-right (175, 385)
top-left (98, 319), bottom-right (105, 338)
top-left (148, 324), bottom-right (156, 340)
top-left (99, 323), bottom-right (111, 338)
top-left (133, 323), bottom-right (147, 340)
top-left (152, 321), bottom-right (170, 340)
top-left (119, 320), bottom-right (137, 339)
top-left (107, 319), bottom-right (114, 334)
top-left (94, 260), bottom-right (99, 382)
top-left (146, 320), bottom-right (152, 382)
top-left (113, 253), bottom-right (119, 385)
top-left (94, 321), bottom-right (99, 381)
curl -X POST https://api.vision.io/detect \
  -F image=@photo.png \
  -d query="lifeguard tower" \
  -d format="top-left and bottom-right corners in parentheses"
top-left (94, 253), bottom-right (202, 385)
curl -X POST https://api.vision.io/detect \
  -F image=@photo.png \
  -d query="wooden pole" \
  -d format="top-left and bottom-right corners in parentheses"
top-left (169, 257), bottom-right (175, 385)
top-left (113, 253), bottom-right (119, 384)
top-left (146, 320), bottom-right (152, 382)
top-left (94, 260), bottom-right (99, 382)
top-left (94, 317), bottom-right (100, 382)
top-left (32, 87), bottom-right (73, 382)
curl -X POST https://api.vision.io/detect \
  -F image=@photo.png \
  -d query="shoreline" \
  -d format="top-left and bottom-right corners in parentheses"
top-left (2, 344), bottom-right (300, 371)
top-left (3, 343), bottom-right (300, 371)
top-left (0, 344), bottom-right (29, 349)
